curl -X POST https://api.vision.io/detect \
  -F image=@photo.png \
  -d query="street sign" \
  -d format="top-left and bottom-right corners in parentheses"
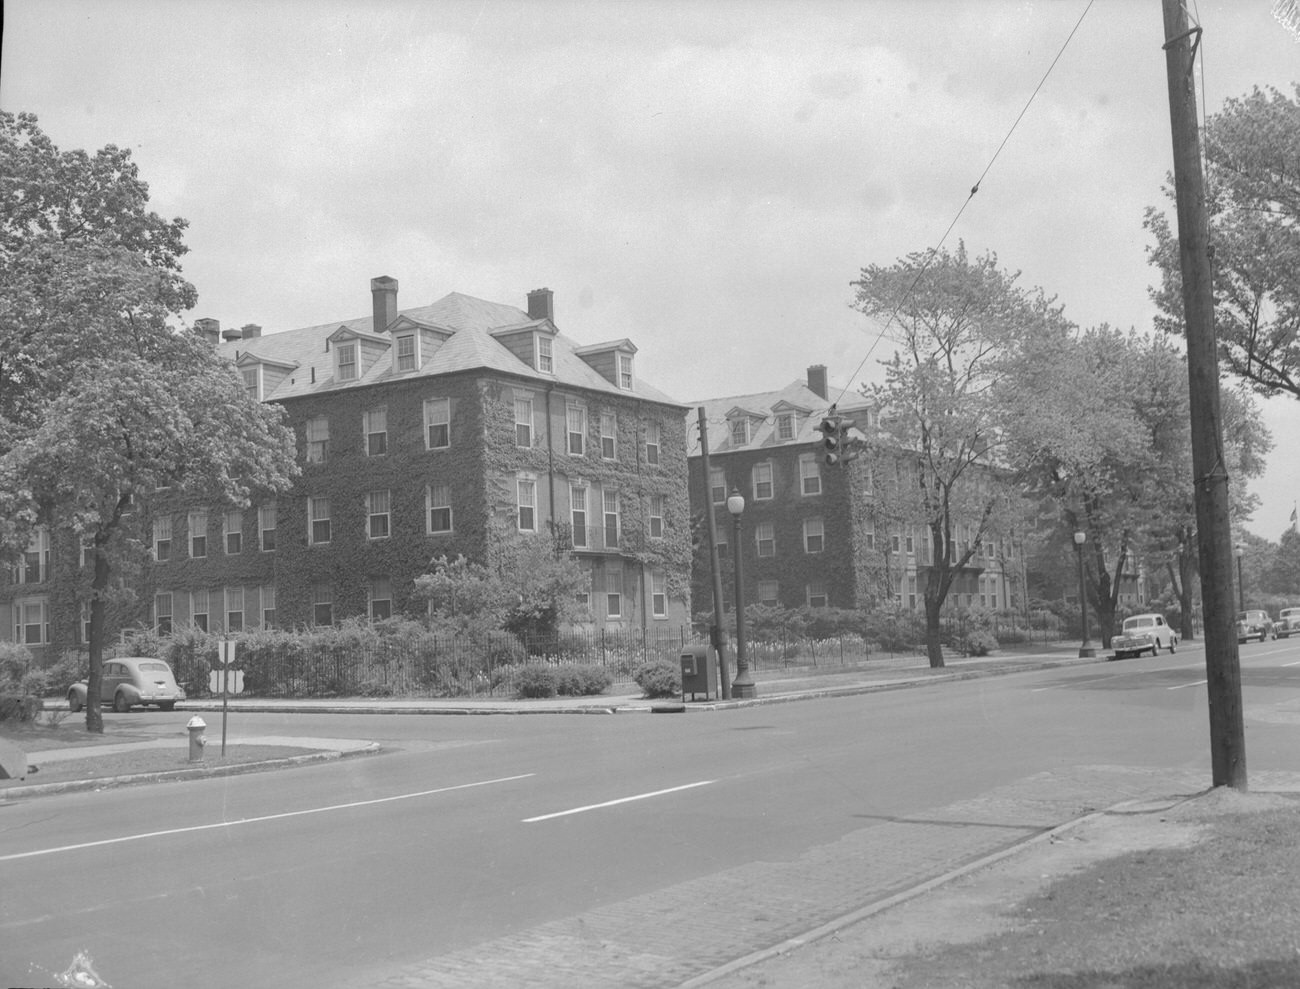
top-left (208, 669), bottom-right (245, 694)
top-left (218, 639), bottom-right (237, 664)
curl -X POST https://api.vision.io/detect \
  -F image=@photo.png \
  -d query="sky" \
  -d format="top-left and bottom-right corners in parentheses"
top-left (2, 0), bottom-right (1298, 541)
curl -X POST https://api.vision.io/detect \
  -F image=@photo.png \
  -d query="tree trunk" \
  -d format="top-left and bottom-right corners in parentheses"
top-left (924, 595), bottom-right (945, 668)
top-left (84, 547), bottom-right (108, 734)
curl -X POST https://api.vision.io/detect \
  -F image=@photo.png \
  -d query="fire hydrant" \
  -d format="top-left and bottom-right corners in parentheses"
top-left (186, 716), bottom-right (207, 763)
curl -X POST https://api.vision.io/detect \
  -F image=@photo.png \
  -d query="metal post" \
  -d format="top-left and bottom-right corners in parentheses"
top-left (727, 488), bottom-right (756, 699)
top-left (1074, 532), bottom-right (1095, 658)
top-left (697, 409), bottom-right (732, 699)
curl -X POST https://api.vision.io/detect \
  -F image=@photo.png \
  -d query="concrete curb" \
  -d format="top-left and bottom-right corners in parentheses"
top-left (0, 741), bottom-right (382, 800)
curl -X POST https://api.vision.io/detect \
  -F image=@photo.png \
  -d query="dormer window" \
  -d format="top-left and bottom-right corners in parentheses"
top-left (618, 353), bottom-right (633, 389)
top-left (730, 418), bottom-right (749, 446)
top-left (336, 342), bottom-right (358, 381)
top-left (776, 413), bottom-right (794, 441)
top-left (395, 332), bottom-right (417, 372)
top-left (241, 367), bottom-right (261, 401)
top-left (538, 335), bottom-right (554, 373)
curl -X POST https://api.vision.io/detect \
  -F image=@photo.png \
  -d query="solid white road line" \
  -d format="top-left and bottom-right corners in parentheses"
top-left (1168, 679), bottom-right (1208, 690)
top-left (0, 774), bottom-right (536, 863)
top-left (522, 780), bottom-right (715, 823)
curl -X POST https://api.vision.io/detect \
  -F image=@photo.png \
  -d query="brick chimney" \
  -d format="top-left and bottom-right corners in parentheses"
top-left (807, 364), bottom-right (828, 400)
top-left (194, 318), bottom-right (221, 345)
top-left (527, 287), bottom-right (554, 322)
top-left (371, 276), bottom-right (399, 333)
top-left (241, 324), bottom-right (262, 339)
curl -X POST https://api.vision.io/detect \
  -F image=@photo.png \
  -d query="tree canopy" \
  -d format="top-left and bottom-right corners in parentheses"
top-left (0, 113), bottom-right (298, 731)
top-left (1145, 84), bottom-right (1300, 400)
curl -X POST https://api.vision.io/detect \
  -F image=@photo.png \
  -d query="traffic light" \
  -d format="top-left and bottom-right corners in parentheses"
top-left (820, 413), bottom-right (846, 465)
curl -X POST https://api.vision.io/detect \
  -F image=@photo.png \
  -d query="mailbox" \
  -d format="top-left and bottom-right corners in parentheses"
top-left (680, 645), bottom-right (716, 701)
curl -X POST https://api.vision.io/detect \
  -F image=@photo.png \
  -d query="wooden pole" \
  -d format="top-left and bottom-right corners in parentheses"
top-left (697, 409), bottom-right (731, 699)
top-left (1161, 0), bottom-right (1247, 789)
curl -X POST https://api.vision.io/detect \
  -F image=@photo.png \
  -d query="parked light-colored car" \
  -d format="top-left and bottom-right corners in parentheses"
top-left (1276, 607), bottom-right (1300, 640)
top-left (1236, 610), bottom-right (1274, 644)
top-left (68, 657), bottom-right (186, 713)
top-left (1111, 613), bottom-right (1178, 660)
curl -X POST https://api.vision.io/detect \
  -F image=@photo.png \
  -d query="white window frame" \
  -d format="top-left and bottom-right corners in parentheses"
top-left (424, 398), bottom-right (450, 450)
top-left (191, 589), bottom-right (210, 632)
top-left (603, 488), bottom-right (620, 548)
top-left (710, 468), bottom-right (726, 505)
top-left (807, 581), bottom-right (829, 609)
top-left (336, 341), bottom-right (358, 381)
top-left (570, 484), bottom-right (588, 548)
top-left (537, 334), bottom-right (554, 373)
top-left (730, 417), bottom-right (749, 446)
top-left (395, 332), bottom-right (417, 372)
top-left (225, 586), bottom-right (244, 633)
top-left (618, 353), bottom-right (633, 389)
top-left (517, 476), bottom-right (537, 532)
top-left (799, 454), bottom-right (821, 496)
top-left (259, 502), bottom-right (276, 552)
top-left (515, 396), bottom-right (533, 448)
top-left (605, 564), bottom-right (622, 619)
top-left (153, 517), bottom-right (172, 562)
top-left (313, 583), bottom-right (333, 627)
top-left (752, 462), bottom-right (774, 501)
top-left (242, 366), bottom-right (261, 400)
top-left (757, 580), bottom-right (779, 606)
top-left (224, 510), bottom-right (242, 555)
top-left (369, 578), bottom-right (393, 621)
top-left (567, 405), bottom-right (586, 456)
top-left (155, 592), bottom-right (173, 635)
top-left (306, 416), bottom-right (329, 463)
top-left (261, 584), bottom-right (277, 627)
top-left (803, 518), bottom-right (825, 554)
top-left (309, 496), bottom-right (331, 545)
top-left (364, 406), bottom-right (387, 456)
top-left (649, 494), bottom-right (665, 539)
top-left (600, 411), bottom-right (617, 460)
top-left (188, 511), bottom-right (208, 559)
top-left (776, 414), bottom-right (794, 441)
top-left (651, 571), bottom-right (667, 618)
top-left (644, 422), bottom-right (660, 465)
top-left (15, 597), bottom-right (48, 645)
top-left (755, 521), bottom-right (775, 558)
top-left (367, 489), bottom-right (391, 540)
top-left (426, 484), bottom-right (453, 534)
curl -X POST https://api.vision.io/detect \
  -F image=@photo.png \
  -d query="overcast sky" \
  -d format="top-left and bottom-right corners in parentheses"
top-left (3, 0), bottom-right (1297, 540)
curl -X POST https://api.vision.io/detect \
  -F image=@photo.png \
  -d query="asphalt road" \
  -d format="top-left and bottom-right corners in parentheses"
top-left (4, 639), bottom-right (1300, 989)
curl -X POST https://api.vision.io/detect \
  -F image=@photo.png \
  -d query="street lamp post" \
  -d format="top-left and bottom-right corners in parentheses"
top-left (1074, 530), bottom-right (1095, 658)
top-left (727, 488), bottom-right (757, 699)
top-left (1235, 543), bottom-right (1245, 612)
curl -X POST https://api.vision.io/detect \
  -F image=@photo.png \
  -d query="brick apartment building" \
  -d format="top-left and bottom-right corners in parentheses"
top-left (3, 277), bottom-right (693, 657)
top-left (688, 366), bottom-right (1026, 617)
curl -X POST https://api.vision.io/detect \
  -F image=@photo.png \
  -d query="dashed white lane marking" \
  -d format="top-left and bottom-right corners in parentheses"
top-left (0, 774), bottom-right (535, 863)
top-left (1168, 679), bottom-right (1208, 690)
top-left (523, 780), bottom-right (715, 823)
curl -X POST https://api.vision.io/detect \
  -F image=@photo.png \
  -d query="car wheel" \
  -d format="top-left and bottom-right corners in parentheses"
top-left (1151, 643), bottom-right (1160, 656)
top-left (1170, 637), bottom-right (1177, 653)
top-left (113, 691), bottom-right (132, 714)
top-left (67, 691), bottom-right (83, 713)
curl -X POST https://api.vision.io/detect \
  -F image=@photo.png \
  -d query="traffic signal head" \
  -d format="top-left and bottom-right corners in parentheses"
top-left (820, 414), bottom-right (845, 465)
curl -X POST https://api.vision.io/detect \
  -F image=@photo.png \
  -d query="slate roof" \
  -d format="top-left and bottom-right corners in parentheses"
top-left (218, 291), bottom-right (684, 407)
top-left (686, 378), bottom-right (872, 457)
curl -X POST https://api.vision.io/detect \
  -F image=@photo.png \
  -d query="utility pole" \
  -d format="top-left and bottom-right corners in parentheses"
top-left (1161, 0), bottom-right (1247, 789)
top-left (697, 409), bottom-right (731, 700)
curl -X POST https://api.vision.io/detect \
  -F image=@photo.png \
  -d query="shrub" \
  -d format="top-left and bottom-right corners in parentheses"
top-left (515, 664), bottom-right (557, 698)
top-left (553, 664), bottom-right (613, 696)
top-left (0, 642), bottom-right (33, 692)
top-left (634, 659), bottom-right (681, 699)
top-left (965, 629), bottom-right (999, 657)
top-left (0, 695), bottom-right (42, 723)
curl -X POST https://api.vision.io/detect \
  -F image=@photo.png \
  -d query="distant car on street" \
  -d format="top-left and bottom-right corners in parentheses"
top-left (1276, 607), bottom-right (1300, 640)
top-left (1110, 613), bottom-right (1178, 659)
top-left (67, 657), bottom-right (186, 713)
top-left (1236, 610), bottom-right (1274, 643)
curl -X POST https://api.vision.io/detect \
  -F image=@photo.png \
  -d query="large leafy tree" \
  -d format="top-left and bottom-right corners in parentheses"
top-left (1145, 84), bottom-right (1300, 399)
top-left (0, 113), bottom-right (298, 732)
top-left (852, 243), bottom-right (1058, 667)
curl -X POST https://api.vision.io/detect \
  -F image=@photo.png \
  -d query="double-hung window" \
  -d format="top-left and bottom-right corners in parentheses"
top-left (225, 587), bottom-right (244, 632)
top-left (776, 414), bottom-right (794, 441)
top-left (153, 518), bottom-right (172, 562)
top-left (730, 418), bottom-right (748, 446)
top-left (309, 497), bottom-right (331, 545)
top-left (603, 489), bottom-right (620, 548)
top-left (370, 578), bottom-right (393, 621)
top-left (651, 571), bottom-right (667, 618)
top-left (644, 422), bottom-right (660, 465)
top-left (427, 484), bottom-right (452, 534)
top-left (306, 417), bottom-right (329, 463)
top-left (600, 412), bottom-right (617, 460)
top-left (799, 454), bottom-right (821, 496)
top-left (515, 396), bottom-right (533, 447)
top-left (537, 335), bottom-right (553, 373)
top-left (336, 342), bottom-right (357, 381)
top-left (224, 510), bottom-right (242, 554)
top-left (618, 353), bottom-right (633, 389)
top-left (605, 565), bottom-right (622, 618)
top-left (191, 590), bottom-right (209, 632)
top-left (261, 585), bottom-right (277, 628)
top-left (424, 398), bottom-right (450, 449)
top-left (570, 485), bottom-right (588, 548)
top-left (807, 581), bottom-right (829, 609)
top-left (364, 407), bottom-right (387, 456)
top-left (155, 593), bottom-right (173, 635)
top-left (649, 494), bottom-right (665, 539)
top-left (803, 518), bottom-right (824, 554)
top-left (755, 521), bottom-right (775, 558)
top-left (367, 490), bottom-right (391, 539)
top-left (189, 511), bottom-right (208, 558)
top-left (567, 405), bottom-right (586, 456)
top-left (395, 333), bottom-right (417, 372)
top-left (259, 502), bottom-right (277, 551)
top-left (517, 477), bottom-right (537, 532)
top-left (752, 462), bottom-right (774, 501)
top-left (313, 584), bottom-right (333, 626)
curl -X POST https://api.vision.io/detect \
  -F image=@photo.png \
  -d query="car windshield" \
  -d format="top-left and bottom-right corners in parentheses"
top-left (1123, 618), bottom-right (1153, 630)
